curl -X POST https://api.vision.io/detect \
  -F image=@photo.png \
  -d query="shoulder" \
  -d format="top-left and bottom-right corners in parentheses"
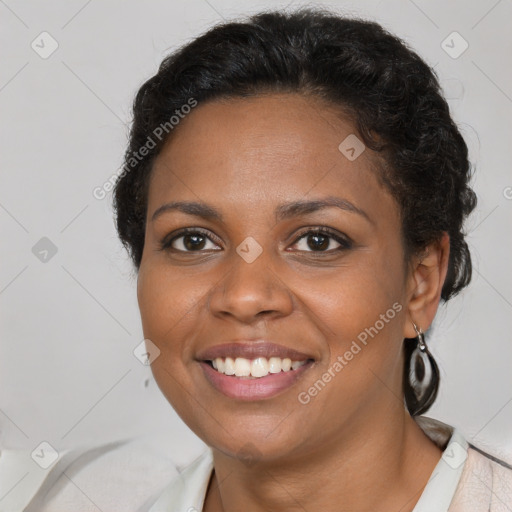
top-left (42, 437), bottom-right (182, 512)
top-left (0, 435), bottom-right (195, 512)
top-left (449, 443), bottom-right (512, 511)
top-left (413, 415), bottom-right (512, 511)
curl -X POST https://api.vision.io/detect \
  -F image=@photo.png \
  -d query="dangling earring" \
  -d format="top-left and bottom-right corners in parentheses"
top-left (404, 322), bottom-right (440, 416)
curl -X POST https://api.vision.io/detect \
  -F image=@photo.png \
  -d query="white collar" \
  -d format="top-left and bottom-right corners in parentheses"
top-left (148, 446), bottom-right (214, 511)
top-left (413, 416), bottom-right (468, 511)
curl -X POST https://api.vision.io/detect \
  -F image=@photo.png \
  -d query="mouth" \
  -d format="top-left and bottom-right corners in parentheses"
top-left (198, 355), bottom-right (315, 400)
top-left (196, 341), bottom-right (317, 400)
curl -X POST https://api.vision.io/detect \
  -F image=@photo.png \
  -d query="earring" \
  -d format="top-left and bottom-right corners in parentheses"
top-left (404, 322), bottom-right (440, 416)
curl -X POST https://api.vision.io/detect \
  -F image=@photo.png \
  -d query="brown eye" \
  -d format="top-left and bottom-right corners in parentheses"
top-left (160, 228), bottom-right (221, 252)
top-left (291, 228), bottom-right (352, 253)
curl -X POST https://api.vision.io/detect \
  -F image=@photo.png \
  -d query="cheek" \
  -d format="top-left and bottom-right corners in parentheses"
top-left (295, 249), bottom-right (406, 385)
top-left (293, 274), bottom-right (405, 426)
top-left (296, 251), bottom-right (404, 339)
top-left (137, 263), bottom-right (201, 357)
top-left (137, 263), bottom-right (208, 424)
top-left (138, 258), bottom-right (196, 314)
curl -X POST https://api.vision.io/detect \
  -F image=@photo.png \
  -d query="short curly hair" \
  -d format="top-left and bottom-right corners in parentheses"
top-left (113, 8), bottom-right (476, 302)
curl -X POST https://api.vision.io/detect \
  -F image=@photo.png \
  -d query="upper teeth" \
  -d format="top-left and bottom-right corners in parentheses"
top-left (211, 357), bottom-right (307, 378)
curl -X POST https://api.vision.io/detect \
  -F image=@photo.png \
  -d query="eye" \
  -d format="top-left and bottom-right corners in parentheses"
top-left (160, 228), bottom-right (221, 252)
top-left (290, 228), bottom-right (352, 253)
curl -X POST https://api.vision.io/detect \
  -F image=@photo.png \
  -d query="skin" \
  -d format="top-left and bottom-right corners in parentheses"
top-left (137, 93), bottom-right (450, 512)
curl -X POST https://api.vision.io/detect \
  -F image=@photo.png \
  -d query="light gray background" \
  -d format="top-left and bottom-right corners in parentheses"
top-left (1, 0), bottom-right (511, 465)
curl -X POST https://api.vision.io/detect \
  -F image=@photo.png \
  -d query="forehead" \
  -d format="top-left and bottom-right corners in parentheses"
top-left (148, 93), bottom-right (395, 222)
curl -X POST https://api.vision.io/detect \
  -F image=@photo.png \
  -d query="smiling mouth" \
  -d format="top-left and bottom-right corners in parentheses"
top-left (203, 356), bottom-right (315, 379)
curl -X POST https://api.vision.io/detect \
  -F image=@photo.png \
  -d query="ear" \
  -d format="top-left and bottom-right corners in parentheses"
top-left (403, 232), bottom-right (450, 339)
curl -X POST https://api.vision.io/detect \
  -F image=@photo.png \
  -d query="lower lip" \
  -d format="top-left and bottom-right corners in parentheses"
top-left (199, 360), bottom-right (314, 400)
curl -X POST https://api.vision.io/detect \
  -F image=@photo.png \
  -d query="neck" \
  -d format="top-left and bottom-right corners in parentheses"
top-left (204, 404), bottom-right (442, 512)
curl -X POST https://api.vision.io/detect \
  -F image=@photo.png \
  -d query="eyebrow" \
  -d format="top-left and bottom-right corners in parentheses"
top-left (151, 196), bottom-right (371, 224)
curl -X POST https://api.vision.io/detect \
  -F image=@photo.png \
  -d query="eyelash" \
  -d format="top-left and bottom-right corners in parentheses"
top-left (159, 227), bottom-right (353, 254)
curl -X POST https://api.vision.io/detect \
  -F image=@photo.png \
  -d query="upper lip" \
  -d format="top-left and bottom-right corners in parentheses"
top-left (196, 341), bottom-right (315, 362)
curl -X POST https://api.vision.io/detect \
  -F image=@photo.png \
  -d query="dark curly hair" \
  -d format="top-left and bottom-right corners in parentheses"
top-left (113, 8), bottom-right (477, 415)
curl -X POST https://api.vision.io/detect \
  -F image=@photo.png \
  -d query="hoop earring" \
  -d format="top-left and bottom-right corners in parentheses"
top-left (403, 323), bottom-right (440, 416)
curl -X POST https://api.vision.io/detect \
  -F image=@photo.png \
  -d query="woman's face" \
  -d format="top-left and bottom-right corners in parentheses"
top-left (137, 93), bottom-right (415, 462)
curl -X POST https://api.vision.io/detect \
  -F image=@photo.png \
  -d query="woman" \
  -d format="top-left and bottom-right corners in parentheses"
top-left (109, 7), bottom-right (512, 512)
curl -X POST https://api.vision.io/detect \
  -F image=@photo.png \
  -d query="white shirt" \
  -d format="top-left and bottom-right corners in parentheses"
top-left (1, 416), bottom-right (511, 511)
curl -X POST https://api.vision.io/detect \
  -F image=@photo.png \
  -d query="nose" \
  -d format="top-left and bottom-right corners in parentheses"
top-left (207, 243), bottom-right (294, 325)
